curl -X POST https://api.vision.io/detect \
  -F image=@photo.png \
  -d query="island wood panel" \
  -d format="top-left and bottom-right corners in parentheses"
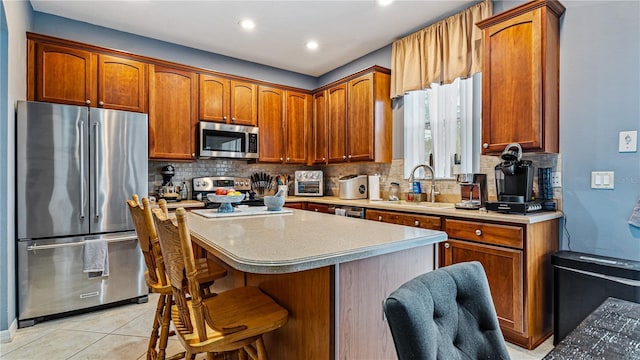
top-left (246, 267), bottom-right (332, 360)
top-left (338, 245), bottom-right (435, 360)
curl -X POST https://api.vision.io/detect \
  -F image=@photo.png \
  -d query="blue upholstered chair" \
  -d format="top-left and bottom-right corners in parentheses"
top-left (383, 261), bottom-right (510, 360)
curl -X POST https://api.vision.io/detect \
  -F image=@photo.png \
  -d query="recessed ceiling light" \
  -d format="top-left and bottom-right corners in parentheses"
top-left (377, 0), bottom-right (394, 6)
top-left (306, 41), bottom-right (319, 50)
top-left (240, 19), bottom-right (255, 30)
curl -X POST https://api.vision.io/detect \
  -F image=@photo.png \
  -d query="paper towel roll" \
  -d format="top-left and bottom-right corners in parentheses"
top-left (369, 175), bottom-right (381, 201)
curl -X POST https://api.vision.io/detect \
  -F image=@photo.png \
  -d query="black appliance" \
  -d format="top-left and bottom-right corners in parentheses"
top-left (192, 176), bottom-right (264, 208)
top-left (552, 251), bottom-right (640, 345)
top-left (486, 143), bottom-right (541, 214)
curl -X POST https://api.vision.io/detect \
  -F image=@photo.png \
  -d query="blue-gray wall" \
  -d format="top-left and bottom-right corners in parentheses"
top-left (497, 1), bottom-right (640, 260)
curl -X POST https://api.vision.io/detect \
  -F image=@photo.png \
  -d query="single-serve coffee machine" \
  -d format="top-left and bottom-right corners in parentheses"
top-left (455, 173), bottom-right (487, 210)
top-left (486, 143), bottom-right (542, 214)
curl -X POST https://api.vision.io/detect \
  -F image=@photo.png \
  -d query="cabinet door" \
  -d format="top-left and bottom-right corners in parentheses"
top-left (442, 239), bottom-right (524, 333)
top-left (312, 91), bottom-right (328, 164)
top-left (229, 80), bottom-right (258, 126)
top-left (97, 54), bottom-right (147, 112)
top-left (199, 74), bottom-right (230, 122)
top-left (285, 91), bottom-right (309, 164)
top-left (347, 73), bottom-right (374, 161)
top-left (327, 84), bottom-right (347, 163)
top-left (258, 86), bottom-right (285, 163)
top-left (148, 65), bottom-right (198, 160)
top-left (481, 9), bottom-right (549, 154)
top-left (35, 43), bottom-right (94, 106)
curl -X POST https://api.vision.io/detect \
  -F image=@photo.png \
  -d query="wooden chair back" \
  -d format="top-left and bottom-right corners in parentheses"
top-left (152, 207), bottom-right (208, 341)
top-left (127, 195), bottom-right (168, 287)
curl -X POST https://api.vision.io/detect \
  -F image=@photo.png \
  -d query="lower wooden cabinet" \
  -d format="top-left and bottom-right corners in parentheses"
top-left (307, 203), bottom-right (330, 213)
top-left (441, 239), bottom-right (523, 333)
top-left (442, 217), bottom-right (559, 349)
top-left (365, 209), bottom-right (441, 230)
top-left (284, 202), bottom-right (306, 210)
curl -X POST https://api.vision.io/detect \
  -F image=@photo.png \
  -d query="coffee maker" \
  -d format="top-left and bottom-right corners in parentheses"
top-left (486, 143), bottom-right (542, 214)
top-left (158, 164), bottom-right (179, 201)
top-left (455, 173), bottom-right (488, 210)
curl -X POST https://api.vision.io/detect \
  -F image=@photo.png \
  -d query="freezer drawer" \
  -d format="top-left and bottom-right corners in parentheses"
top-left (552, 250), bottom-right (640, 344)
top-left (18, 232), bottom-right (147, 325)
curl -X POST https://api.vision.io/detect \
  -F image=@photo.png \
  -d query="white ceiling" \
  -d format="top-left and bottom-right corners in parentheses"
top-left (30, 0), bottom-right (479, 77)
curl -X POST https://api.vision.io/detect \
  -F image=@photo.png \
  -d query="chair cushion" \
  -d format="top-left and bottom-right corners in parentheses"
top-left (384, 261), bottom-right (510, 360)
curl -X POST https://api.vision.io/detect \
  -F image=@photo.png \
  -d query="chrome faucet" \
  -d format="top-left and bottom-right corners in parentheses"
top-left (408, 164), bottom-right (439, 202)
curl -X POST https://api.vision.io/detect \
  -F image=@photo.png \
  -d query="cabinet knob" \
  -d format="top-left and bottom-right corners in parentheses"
top-left (348, 154), bottom-right (352, 159)
top-left (99, 101), bottom-right (104, 106)
top-left (414, 220), bottom-right (420, 226)
top-left (286, 157), bottom-right (290, 162)
top-left (223, 116), bottom-right (227, 120)
top-left (343, 155), bottom-right (347, 160)
top-left (475, 229), bottom-right (482, 236)
top-left (280, 157), bottom-right (283, 161)
top-left (444, 243), bottom-right (450, 249)
top-left (231, 117), bottom-right (236, 122)
top-left (483, 143), bottom-right (489, 149)
top-left (322, 157), bottom-right (326, 161)
top-left (314, 208), bottom-right (319, 212)
top-left (378, 216), bottom-right (383, 221)
top-left (85, 100), bottom-right (91, 105)
top-left (192, 153), bottom-right (195, 157)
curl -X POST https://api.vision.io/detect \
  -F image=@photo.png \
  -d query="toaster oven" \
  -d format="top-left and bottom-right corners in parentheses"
top-left (294, 170), bottom-right (323, 196)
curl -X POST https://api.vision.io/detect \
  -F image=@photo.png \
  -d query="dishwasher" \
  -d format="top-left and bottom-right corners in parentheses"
top-left (327, 204), bottom-right (366, 218)
top-left (551, 250), bottom-right (640, 344)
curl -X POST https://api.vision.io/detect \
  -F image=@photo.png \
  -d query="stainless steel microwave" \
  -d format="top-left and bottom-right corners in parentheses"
top-left (199, 122), bottom-right (259, 159)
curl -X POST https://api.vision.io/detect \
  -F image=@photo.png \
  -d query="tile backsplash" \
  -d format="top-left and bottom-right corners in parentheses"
top-left (150, 153), bottom-right (562, 209)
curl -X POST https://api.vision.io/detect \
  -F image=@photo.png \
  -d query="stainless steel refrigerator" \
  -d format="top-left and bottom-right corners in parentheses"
top-left (16, 100), bottom-right (148, 327)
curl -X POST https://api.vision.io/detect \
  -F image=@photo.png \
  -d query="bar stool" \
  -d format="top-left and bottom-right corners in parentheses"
top-left (127, 195), bottom-right (227, 360)
top-left (153, 207), bottom-right (289, 360)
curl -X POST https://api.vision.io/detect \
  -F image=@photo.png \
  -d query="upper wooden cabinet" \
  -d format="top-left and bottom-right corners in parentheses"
top-left (199, 74), bottom-right (257, 126)
top-left (311, 91), bottom-right (328, 164)
top-left (257, 86), bottom-right (309, 164)
top-left (317, 69), bottom-right (392, 164)
top-left (477, 0), bottom-right (565, 154)
top-left (28, 41), bottom-right (147, 112)
top-left (148, 65), bottom-right (198, 160)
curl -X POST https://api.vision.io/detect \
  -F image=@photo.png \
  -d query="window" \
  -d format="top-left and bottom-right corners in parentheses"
top-left (404, 74), bottom-right (480, 179)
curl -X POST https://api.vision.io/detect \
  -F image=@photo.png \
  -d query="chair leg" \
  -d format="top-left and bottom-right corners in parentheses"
top-left (157, 294), bottom-right (173, 360)
top-left (255, 337), bottom-right (268, 360)
top-left (147, 293), bottom-right (166, 360)
top-left (237, 349), bottom-right (247, 360)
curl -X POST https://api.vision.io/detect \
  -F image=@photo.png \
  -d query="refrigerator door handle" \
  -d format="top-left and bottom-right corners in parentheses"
top-left (26, 234), bottom-right (138, 251)
top-left (79, 120), bottom-right (86, 219)
top-left (93, 120), bottom-right (100, 220)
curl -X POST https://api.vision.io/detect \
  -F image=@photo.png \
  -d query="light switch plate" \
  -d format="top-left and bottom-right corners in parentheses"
top-left (591, 171), bottom-right (615, 189)
top-left (619, 130), bottom-right (637, 152)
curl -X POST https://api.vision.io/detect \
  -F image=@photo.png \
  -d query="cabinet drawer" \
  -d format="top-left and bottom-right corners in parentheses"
top-left (366, 209), bottom-right (441, 230)
top-left (444, 219), bottom-right (523, 248)
top-left (307, 203), bottom-right (330, 213)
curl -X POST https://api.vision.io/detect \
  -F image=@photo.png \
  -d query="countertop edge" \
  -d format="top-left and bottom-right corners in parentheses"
top-left (285, 196), bottom-right (563, 224)
top-left (189, 217), bottom-right (447, 274)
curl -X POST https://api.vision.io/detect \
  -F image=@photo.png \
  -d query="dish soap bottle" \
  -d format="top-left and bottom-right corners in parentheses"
top-left (180, 180), bottom-right (188, 200)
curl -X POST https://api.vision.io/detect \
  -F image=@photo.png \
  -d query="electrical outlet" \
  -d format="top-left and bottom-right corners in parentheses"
top-left (551, 172), bottom-right (561, 188)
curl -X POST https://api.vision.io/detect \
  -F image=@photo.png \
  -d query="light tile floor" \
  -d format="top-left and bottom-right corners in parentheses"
top-left (1, 293), bottom-right (553, 359)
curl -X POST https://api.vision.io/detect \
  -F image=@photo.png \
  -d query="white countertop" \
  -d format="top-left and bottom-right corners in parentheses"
top-left (187, 209), bottom-right (446, 274)
top-left (285, 196), bottom-right (564, 224)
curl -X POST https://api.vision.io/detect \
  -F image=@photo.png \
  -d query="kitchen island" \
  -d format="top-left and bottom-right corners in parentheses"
top-left (187, 209), bottom-right (447, 360)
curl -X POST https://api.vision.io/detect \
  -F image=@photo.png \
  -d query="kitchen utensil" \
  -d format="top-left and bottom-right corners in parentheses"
top-left (264, 195), bottom-right (285, 211)
top-left (388, 182), bottom-right (400, 201)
